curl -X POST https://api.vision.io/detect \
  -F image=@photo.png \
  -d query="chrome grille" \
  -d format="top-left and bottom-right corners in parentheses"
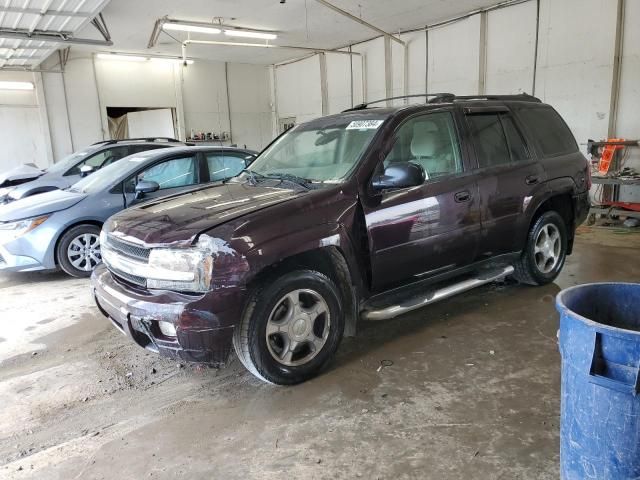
top-left (110, 265), bottom-right (147, 288)
top-left (106, 235), bottom-right (150, 262)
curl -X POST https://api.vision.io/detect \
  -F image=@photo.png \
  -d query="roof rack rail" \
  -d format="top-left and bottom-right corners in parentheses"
top-left (342, 93), bottom-right (455, 112)
top-left (91, 137), bottom-right (182, 146)
top-left (428, 93), bottom-right (541, 104)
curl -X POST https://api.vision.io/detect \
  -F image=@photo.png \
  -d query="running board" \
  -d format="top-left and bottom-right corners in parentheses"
top-left (362, 265), bottom-right (514, 321)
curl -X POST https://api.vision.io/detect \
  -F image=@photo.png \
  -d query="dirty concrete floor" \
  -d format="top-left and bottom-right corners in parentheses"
top-left (1, 226), bottom-right (639, 480)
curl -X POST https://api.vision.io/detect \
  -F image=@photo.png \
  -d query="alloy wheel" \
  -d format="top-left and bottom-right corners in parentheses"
top-left (265, 289), bottom-right (331, 367)
top-left (534, 224), bottom-right (561, 273)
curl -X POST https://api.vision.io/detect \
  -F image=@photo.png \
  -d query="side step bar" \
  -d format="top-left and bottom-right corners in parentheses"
top-left (362, 266), bottom-right (514, 321)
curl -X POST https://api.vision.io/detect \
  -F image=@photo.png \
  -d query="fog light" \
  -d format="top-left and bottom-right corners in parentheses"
top-left (158, 321), bottom-right (177, 337)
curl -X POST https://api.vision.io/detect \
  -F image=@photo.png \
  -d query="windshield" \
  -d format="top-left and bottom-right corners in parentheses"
top-left (248, 117), bottom-right (385, 183)
top-left (45, 148), bottom-right (98, 175)
top-left (69, 150), bottom-right (157, 194)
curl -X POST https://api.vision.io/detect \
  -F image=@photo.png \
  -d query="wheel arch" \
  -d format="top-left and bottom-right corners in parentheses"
top-left (244, 225), bottom-right (364, 337)
top-left (53, 220), bottom-right (104, 266)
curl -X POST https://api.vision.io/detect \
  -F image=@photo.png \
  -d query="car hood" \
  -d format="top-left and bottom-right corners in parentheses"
top-left (0, 164), bottom-right (43, 188)
top-left (0, 188), bottom-right (87, 222)
top-left (107, 181), bottom-right (310, 246)
top-left (6, 173), bottom-right (72, 201)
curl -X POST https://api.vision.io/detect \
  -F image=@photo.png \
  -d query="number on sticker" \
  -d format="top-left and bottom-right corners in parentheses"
top-left (346, 120), bottom-right (384, 130)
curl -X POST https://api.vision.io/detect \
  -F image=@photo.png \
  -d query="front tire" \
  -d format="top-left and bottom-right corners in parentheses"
top-left (233, 270), bottom-right (344, 385)
top-left (56, 224), bottom-right (102, 278)
top-left (513, 211), bottom-right (568, 286)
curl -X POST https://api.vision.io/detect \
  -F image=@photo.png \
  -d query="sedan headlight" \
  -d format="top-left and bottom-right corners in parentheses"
top-left (146, 245), bottom-right (214, 292)
top-left (0, 215), bottom-right (49, 243)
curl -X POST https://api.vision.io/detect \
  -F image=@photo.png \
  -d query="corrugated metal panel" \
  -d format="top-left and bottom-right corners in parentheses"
top-left (0, 0), bottom-right (110, 68)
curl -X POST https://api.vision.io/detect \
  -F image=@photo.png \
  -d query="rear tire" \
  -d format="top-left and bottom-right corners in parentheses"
top-left (233, 270), bottom-right (344, 385)
top-left (56, 224), bottom-right (102, 278)
top-left (513, 211), bottom-right (568, 286)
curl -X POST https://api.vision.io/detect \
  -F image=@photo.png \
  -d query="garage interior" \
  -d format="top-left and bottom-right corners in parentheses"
top-left (0, 0), bottom-right (639, 478)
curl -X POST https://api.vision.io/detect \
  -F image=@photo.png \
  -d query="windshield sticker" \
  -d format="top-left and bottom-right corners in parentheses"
top-left (128, 157), bottom-right (147, 162)
top-left (346, 120), bottom-right (384, 130)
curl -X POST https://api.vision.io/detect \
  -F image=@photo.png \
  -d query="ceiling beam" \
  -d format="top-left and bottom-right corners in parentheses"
top-left (0, 6), bottom-right (92, 18)
top-left (0, 28), bottom-right (113, 46)
top-left (183, 39), bottom-right (361, 56)
top-left (313, 0), bottom-right (405, 46)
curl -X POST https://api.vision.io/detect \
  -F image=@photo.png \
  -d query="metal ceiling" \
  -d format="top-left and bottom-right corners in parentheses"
top-left (0, 0), bottom-right (112, 69)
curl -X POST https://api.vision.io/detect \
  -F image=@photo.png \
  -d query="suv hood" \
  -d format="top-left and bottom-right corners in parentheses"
top-left (108, 181), bottom-right (309, 246)
top-left (0, 188), bottom-right (86, 222)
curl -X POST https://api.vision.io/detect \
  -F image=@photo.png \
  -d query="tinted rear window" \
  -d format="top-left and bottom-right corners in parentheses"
top-left (517, 106), bottom-right (577, 157)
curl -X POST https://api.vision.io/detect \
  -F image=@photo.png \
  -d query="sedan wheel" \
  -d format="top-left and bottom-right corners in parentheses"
top-left (67, 233), bottom-right (101, 272)
top-left (56, 224), bottom-right (103, 278)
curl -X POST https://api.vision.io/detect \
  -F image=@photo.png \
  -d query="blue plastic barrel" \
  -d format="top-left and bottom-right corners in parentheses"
top-left (556, 283), bottom-right (640, 480)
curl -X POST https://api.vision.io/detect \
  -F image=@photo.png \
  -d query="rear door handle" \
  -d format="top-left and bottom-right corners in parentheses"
top-left (454, 190), bottom-right (471, 203)
top-left (525, 175), bottom-right (539, 185)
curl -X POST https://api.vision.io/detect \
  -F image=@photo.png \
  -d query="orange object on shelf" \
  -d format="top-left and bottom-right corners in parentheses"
top-left (598, 138), bottom-right (625, 174)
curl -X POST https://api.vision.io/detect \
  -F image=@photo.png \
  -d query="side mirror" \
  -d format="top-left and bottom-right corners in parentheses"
top-left (80, 165), bottom-right (95, 177)
top-left (134, 180), bottom-right (160, 199)
top-left (371, 162), bottom-right (425, 190)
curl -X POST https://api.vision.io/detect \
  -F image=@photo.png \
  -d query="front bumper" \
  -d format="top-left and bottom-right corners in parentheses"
top-left (91, 264), bottom-right (244, 365)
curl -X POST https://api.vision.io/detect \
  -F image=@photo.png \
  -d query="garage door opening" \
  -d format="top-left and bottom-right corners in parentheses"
top-left (107, 107), bottom-right (177, 140)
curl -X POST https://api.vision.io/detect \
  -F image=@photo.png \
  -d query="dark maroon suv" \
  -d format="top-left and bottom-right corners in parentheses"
top-left (92, 94), bottom-right (590, 385)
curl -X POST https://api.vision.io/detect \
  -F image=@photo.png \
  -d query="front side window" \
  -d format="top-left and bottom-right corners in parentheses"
top-left (248, 117), bottom-right (383, 183)
top-left (383, 111), bottom-right (462, 180)
top-left (206, 153), bottom-right (249, 181)
top-left (124, 156), bottom-right (198, 193)
top-left (64, 146), bottom-right (130, 176)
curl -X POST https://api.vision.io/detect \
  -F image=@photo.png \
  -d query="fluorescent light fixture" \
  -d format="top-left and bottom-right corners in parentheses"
top-left (0, 81), bottom-right (34, 90)
top-left (163, 23), bottom-right (221, 35)
top-left (224, 29), bottom-right (277, 40)
top-left (97, 53), bottom-right (148, 62)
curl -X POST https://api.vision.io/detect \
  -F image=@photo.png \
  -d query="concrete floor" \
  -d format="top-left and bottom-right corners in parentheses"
top-left (1, 226), bottom-right (639, 480)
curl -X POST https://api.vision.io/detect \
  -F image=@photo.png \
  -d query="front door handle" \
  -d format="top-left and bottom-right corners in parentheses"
top-left (454, 190), bottom-right (471, 203)
top-left (525, 175), bottom-right (539, 185)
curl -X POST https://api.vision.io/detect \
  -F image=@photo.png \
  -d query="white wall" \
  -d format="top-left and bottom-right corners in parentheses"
top-left (182, 61), bottom-right (229, 139)
top-left (428, 15), bottom-right (481, 95)
top-left (0, 71), bottom-right (52, 170)
top-left (34, 53), bottom-right (275, 167)
top-left (227, 63), bottom-right (275, 150)
top-left (485, 1), bottom-right (537, 94)
top-left (275, 55), bottom-right (323, 124)
top-left (535, 0), bottom-right (616, 148)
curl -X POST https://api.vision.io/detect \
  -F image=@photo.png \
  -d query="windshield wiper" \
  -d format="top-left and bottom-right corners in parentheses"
top-left (240, 169), bottom-right (266, 185)
top-left (262, 173), bottom-right (313, 189)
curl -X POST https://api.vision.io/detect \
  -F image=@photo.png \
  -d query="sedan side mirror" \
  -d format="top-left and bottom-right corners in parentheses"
top-left (134, 180), bottom-right (160, 199)
top-left (80, 165), bottom-right (95, 177)
top-left (371, 162), bottom-right (425, 190)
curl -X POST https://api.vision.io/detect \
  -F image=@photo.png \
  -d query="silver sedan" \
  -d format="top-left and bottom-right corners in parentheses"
top-left (0, 146), bottom-right (256, 277)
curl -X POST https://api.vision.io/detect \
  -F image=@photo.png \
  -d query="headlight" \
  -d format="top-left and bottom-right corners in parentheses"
top-left (0, 215), bottom-right (49, 243)
top-left (146, 244), bottom-right (214, 292)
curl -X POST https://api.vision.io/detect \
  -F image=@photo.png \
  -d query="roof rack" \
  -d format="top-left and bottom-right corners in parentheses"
top-left (91, 137), bottom-right (182, 146)
top-left (341, 92), bottom-right (541, 112)
top-left (428, 93), bottom-right (541, 104)
top-left (342, 93), bottom-right (455, 112)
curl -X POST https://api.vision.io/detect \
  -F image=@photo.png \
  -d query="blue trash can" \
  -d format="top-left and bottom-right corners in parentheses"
top-left (556, 283), bottom-right (640, 480)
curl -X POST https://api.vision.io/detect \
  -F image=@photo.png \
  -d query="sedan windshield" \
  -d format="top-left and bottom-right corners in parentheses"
top-left (248, 117), bottom-right (386, 183)
top-left (69, 151), bottom-right (157, 194)
top-left (45, 148), bottom-right (97, 175)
